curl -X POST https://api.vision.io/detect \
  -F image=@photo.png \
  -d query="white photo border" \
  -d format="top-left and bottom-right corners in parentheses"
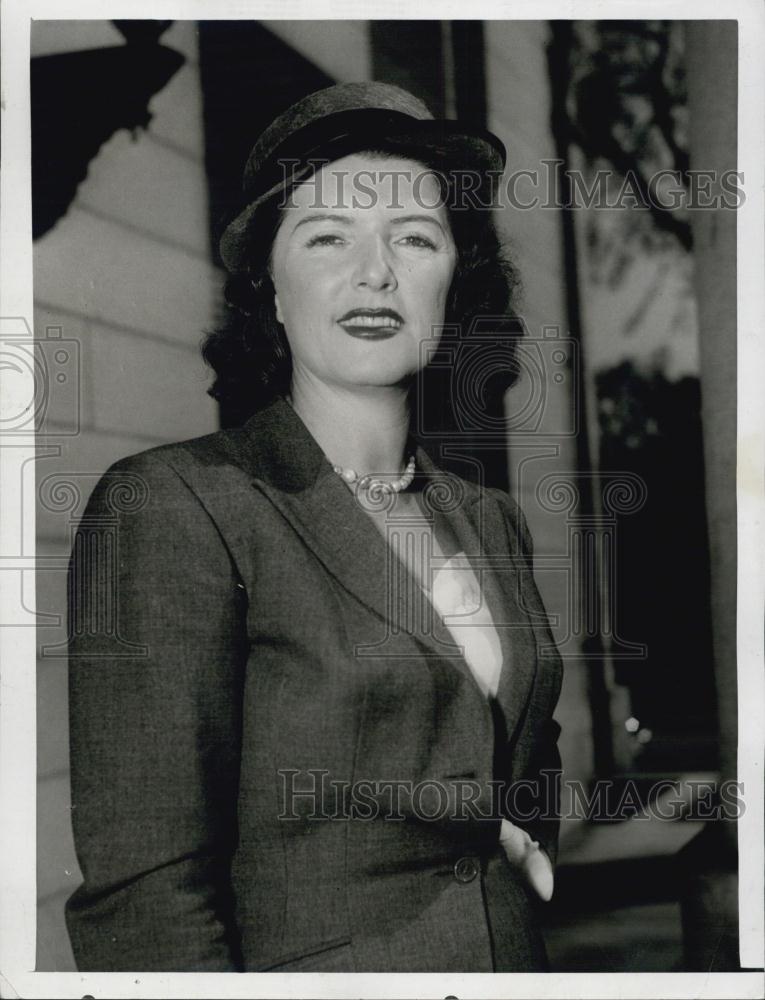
top-left (1, 1), bottom-right (763, 997)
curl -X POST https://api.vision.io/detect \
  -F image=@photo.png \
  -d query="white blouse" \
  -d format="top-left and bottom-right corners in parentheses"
top-left (429, 552), bottom-right (504, 700)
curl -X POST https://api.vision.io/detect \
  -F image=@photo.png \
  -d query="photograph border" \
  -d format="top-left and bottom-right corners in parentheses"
top-left (1, 1), bottom-right (763, 997)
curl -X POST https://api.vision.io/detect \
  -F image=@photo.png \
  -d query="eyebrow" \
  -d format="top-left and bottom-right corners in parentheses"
top-left (389, 214), bottom-right (445, 229)
top-left (292, 213), bottom-right (352, 232)
top-left (290, 212), bottom-right (447, 234)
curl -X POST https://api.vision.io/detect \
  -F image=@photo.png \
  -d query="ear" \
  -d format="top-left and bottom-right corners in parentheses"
top-left (266, 255), bottom-right (284, 325)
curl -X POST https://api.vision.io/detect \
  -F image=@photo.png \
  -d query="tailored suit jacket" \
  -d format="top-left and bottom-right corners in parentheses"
top-left (66, 396), bottom-right (564, 973)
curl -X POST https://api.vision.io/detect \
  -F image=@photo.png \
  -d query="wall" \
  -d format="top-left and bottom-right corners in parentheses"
top-left (33, 21), bottom-right (219, 970)
top-left (263, 19), bottom-right (370, 80)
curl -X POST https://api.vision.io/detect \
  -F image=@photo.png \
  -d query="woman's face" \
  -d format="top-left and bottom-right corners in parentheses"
top-left (268, 152), bottom-right (457, 391)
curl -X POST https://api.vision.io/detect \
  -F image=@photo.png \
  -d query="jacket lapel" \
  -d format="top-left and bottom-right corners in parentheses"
top-left (414, 448), bottom-right (539, 744)
top-left (235, 398), bottom-right (405, 637)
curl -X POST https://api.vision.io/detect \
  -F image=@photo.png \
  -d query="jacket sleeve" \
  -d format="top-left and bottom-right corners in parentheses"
top-left (65, 449), bottom-right (248, 971)
top-left (496, 490), bottom-right (564, 869)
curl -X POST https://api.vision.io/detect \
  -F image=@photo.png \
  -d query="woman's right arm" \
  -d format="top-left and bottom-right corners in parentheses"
top-left (66, 449), bottom-right (248, 971)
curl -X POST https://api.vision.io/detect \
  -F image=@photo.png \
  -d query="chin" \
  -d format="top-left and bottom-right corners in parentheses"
top-left (345, 360), bottom-right (421, 389)
top-left (332, 341), bottom-right (423, 387)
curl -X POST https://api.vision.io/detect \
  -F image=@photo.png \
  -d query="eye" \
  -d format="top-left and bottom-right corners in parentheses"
top-left (305, 233), bottom-right (346, 248)
top-left (398, 234), bottom-right (437, 250)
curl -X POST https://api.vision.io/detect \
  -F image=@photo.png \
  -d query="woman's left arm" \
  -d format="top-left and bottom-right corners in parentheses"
top-left (493, 489), bottom-right (564, 882)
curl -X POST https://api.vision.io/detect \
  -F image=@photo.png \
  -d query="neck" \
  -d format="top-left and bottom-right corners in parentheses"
top-left (288, 371), bottom-right (412, 476)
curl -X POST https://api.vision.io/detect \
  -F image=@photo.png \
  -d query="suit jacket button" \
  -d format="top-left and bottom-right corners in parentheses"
top-left (454, 856), bottom-right (479, 883)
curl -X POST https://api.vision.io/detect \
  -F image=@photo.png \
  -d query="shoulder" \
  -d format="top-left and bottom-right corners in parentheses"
top-left (414, 444), bottom-right (535, 560)
top-left (81, 426), bottom-right (253, 526)
top-left (483, 485), bottom-right (535, 560)
top-left (449, 468), bottom-right (535, 561)
top-left (102, 425), bottom-right (250, 481)
top-left (92, 420), bottom-right (263, 501)
top-left (482, 484), bottom-right (529, 531)
top-left (99, 397), bottom-right (301, 492)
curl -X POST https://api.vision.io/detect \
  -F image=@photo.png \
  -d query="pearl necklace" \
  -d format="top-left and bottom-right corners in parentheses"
top-left (332, 455), bottom-right (416, 494)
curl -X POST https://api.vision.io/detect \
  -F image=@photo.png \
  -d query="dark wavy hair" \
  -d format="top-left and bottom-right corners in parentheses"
top-left (202, 147), bottom-right (523, 427)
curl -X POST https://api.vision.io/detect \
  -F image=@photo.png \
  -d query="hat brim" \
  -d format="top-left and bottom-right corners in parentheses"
top-left (219, 112), bottom-right (506, 273)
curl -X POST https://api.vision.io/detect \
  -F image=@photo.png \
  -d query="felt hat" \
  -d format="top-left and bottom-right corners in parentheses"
top-left (219, 80), bottom-right (506, 272)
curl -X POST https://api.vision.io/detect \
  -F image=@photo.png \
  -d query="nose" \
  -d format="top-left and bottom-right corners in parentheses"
top-left (352, 235), bottom-right (397, 291)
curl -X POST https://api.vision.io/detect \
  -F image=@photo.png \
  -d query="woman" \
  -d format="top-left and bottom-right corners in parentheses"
top-left (66, 81), bottom-right (563, 973)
